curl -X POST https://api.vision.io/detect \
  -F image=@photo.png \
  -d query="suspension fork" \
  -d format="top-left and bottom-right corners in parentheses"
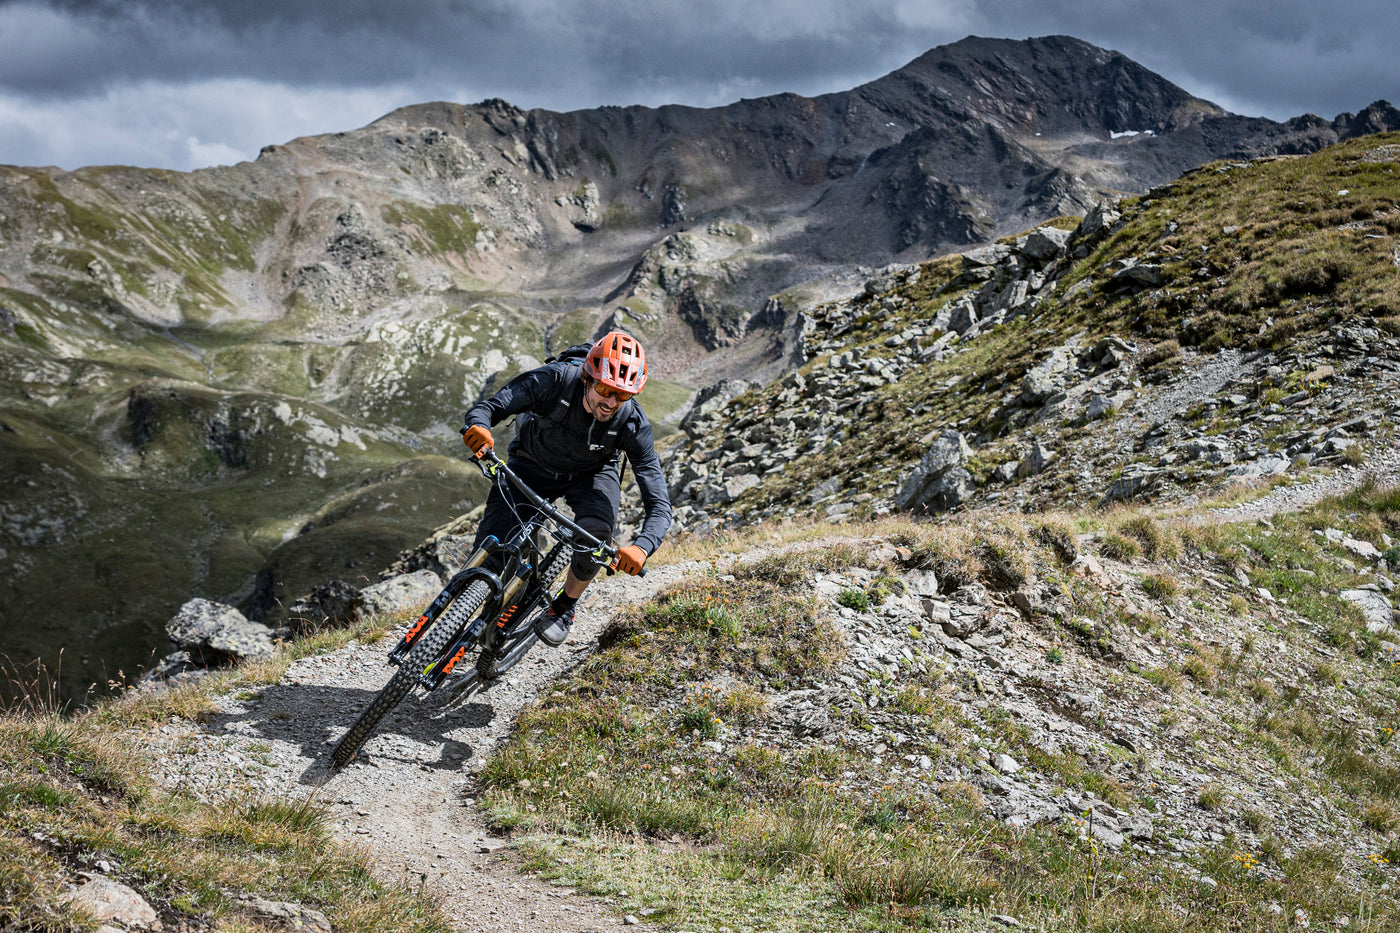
top-left (418, 520), bottom-right (545, 688)
top-left (420, 557), bottom-right (538, 689)
top-left (388, 538), bottom-right (501, 664)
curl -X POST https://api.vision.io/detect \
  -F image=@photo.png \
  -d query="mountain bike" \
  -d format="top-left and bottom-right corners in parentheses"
top-left (329, 449), bottom-right (629, 769)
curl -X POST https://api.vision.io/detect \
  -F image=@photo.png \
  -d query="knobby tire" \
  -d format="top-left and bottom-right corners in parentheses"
top-left (330, 580), bottom-right (491, 768)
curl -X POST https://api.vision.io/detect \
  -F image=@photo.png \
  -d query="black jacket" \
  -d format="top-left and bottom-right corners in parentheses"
top-left (463, 360), bottom-right (672, 554)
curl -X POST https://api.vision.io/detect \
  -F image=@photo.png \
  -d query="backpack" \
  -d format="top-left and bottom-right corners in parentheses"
top-left (545, 343), bottom-right (594, 367)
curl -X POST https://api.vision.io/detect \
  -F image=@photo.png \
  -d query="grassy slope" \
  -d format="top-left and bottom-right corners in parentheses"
top-left (3, 484), bottom-right (1397, 931)
top-left (0, 172), bottom-right (513, 701)
top-left (477, 488), bottom-right (1400, 932)
top-left (707, 133), bottom-right (1400, 520)
top-left (0, 619), bottom-right (452, 933)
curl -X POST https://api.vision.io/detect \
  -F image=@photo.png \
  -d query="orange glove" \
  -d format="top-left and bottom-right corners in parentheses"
top-left (463, 425), bottom-right (493, 459)
top-left (613, 545), bottom-right (647, 576)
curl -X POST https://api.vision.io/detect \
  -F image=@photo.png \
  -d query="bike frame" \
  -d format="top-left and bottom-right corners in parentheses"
top-left (386, 450), bottom-right (619, 685)
top-left (330, 448), bottom-right (641, 768)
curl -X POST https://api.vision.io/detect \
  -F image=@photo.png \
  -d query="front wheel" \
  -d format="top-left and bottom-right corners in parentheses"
top-left (330, 580), bottom-right (491, 768)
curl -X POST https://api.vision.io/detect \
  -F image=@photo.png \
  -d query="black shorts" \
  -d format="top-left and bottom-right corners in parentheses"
top-left (471, 457), bottom-right (621, 580)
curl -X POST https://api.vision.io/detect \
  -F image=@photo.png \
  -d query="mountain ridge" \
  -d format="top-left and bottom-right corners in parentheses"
top-left (3, 34), bottom-right (1399, 702)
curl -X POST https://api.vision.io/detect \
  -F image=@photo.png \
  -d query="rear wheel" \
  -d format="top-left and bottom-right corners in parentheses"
top-left (477, 545), bottom-right (572, 681)
top-left (330, 580), bottom-right (491, 768)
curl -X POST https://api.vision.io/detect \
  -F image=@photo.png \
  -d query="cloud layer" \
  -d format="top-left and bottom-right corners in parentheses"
top-left (0, 0), bottom-right (1395, 171)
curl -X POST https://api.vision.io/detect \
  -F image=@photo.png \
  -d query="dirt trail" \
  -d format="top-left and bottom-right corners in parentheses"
top-left (144, 563), bottom-right (700, 932)
top-left (1199, 433), bottom-right (1400, 524)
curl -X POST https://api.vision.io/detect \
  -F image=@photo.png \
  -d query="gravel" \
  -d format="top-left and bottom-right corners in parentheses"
top-left (137, 562), bottom-right (701, 932)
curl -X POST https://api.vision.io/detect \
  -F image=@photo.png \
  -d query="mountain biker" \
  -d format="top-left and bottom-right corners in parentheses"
top-left (461, 331), bottom-right (672, 647)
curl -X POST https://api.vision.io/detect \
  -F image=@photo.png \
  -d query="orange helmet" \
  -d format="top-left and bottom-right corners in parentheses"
top-left (584, 331), bottom-right (648, 394)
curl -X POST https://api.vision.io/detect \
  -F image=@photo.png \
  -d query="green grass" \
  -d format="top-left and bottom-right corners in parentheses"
top-left (837, 588), bottom-right (871, 611)
top-left (381, 200), bottom-right (482, 257)
top-left (5, 493), bottom-right (1400, 932)
top-left (636, 376), bottom-right (696, 436)
top-left (472, 506), bottom-right (1400, 931)
top-left (0, 631), bottom-right (450, 932)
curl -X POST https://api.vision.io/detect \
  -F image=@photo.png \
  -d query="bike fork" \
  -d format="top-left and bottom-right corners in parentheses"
top-left (419, 561), bottom-right (534, 690)
top-left (388, 540), bottom-right (498, 665)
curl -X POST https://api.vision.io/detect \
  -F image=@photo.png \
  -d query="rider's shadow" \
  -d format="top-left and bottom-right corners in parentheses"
top-left (195, 677), bottom-right (497, 785)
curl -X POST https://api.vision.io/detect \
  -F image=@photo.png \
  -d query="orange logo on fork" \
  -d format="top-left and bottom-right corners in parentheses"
top-left (441, 645), bottom-right (469, 675)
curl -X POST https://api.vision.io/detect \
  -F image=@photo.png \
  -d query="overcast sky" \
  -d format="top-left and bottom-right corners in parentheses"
top-left (1, 0), bottom-right (1396, 172)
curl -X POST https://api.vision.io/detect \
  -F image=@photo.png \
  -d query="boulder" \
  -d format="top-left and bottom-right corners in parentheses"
top-left (1085, 394), bottom-right (1116, 420)
top-left (1226, 456), bottom-right (1292, 482)
top-left (680, 379), bottom-right (752, 433)
top-left (1341, 587), bottom-right (1395, 634)
top-left (863, 263), bottom-right (921, 297)
top-left (904, 569), bottom-right (940, 598)
top-left (946, 295), bottom-right (979, 334)
top-left (961, 243), bottom-right (1013, 270)
top-left (166, 598), bottom-right (274, 665)
top-left (61, 875), bottom-right (160, 930)
top-left (1020, 347), bottom-right (1077, 406)
top-left (286, 579), bottom-right (363, 636)
top-left (1022, 225), bottom-right (1072, 264)
top-left (245, 897), bottom-right (332, 933)
top-left (1111, 260), bottom-right (1164, 288)
top-left (361, 569), bottom-right (444, 616)
top-left (895, 430), bottom-right (977, 514)
top-left (1017, 442), bottom-right (1056, 478)
top-left (700, 473), bottom-right (761, 506)
top-left (1074, 199), bottom-right (1122, 245)
top-left (136, 650), bottom-right (209, 692)
top-left (1085, 335), bottom-right (1135, 368)
top-left (1099, 466), bottom-right (1162, 506)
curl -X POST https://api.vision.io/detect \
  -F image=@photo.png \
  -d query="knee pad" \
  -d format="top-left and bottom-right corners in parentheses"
top-left (570, 552), bottom-right (603, 581)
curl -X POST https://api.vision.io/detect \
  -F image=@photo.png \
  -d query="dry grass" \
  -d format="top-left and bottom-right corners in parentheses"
top-left (0, 613), bottom-right (453, 933)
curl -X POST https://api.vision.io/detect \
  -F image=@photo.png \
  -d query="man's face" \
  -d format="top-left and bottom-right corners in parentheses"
top-left (582, 378), bottom-right (634, 422)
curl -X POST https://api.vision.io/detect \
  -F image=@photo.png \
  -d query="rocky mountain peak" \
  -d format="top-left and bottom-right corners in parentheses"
top-left (873, 34), bottom-right (1225, 137)
top-left (4, 36), bottom-right (1400, 706)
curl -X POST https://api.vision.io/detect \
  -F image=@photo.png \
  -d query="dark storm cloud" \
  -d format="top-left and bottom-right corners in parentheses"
top-left (0, 0), bottom-right (1396, 170)
top-left (0, 0), bottom-right (950, 119)
top-left (0, 0), bottom-right (527, 95)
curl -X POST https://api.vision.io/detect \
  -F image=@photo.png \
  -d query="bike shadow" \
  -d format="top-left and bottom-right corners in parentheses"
top-left (199, 677), bottom-right (498, 786)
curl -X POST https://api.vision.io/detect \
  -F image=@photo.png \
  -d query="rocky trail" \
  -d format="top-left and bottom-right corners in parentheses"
top-left (1201, 433), bottom-right (1400, 524)
top-left (140, 562), bottom-right (702, 933)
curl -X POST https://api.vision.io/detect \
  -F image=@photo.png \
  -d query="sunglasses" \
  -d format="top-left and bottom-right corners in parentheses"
top-left (589, 381), bottom-right (635, 402)
top-left (585, 378), bottom-right (635, 400)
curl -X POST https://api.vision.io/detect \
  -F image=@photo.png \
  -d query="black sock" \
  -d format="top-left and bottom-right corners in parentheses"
top-left (550, 592), bottom-right (579, 615)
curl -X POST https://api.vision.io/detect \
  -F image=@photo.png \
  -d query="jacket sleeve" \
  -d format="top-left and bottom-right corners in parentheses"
top-left (463, 366), bottom-right (558, 429)
top-left (621, 414), bottom-right (673, 555)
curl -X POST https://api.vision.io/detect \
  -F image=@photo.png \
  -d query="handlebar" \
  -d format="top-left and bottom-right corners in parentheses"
top-left (472, 447), bottom-right (643, 575)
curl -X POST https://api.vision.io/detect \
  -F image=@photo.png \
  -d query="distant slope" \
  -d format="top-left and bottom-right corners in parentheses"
top-left (2, 36), bottom-right (1398, 701)
top-left (656, 132), bottom-right (1400, 533)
